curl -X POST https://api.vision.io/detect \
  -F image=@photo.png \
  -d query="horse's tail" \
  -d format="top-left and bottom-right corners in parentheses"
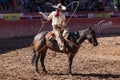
top-left (31, 31), bottom-right (48, 66)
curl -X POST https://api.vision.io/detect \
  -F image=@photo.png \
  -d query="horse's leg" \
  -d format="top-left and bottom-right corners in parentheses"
top-left (68, 52), bottom-right (76, 75)
top-left (40, 51), bottom-right (47, 74)
top-left (31, 49), bottom-right (36, 66)
top-left (35, 52), bottom-right (41, 73)
top-left (31, 53), bottom-right (36, 66)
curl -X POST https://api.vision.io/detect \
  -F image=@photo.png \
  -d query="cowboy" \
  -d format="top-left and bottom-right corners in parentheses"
top-left (39, 3), bottom-right (66, 50)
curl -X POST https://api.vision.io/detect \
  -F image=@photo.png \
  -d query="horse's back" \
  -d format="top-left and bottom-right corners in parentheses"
top-left (34, 31), bottom-right (48, 41)
top-left (33, 31), bottom-right (48, 51)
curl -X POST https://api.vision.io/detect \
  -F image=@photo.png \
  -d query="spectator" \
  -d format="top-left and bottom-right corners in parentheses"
top-left (35, 4), bottom-right (42, 12)
top-left (106, 0), bottom-right (111, 7)
top-left (45, 1), bottom-right (53, 11)
top-left (85, 0), bottom-right (102, 11)
top-left (93, 0), bottom-right (103, 11)
top-left (110, 0), bottom-right (118, 11)
top-left (114, 0), bottom-right (120, 10)
top-left (87, 0), bottom-right (94, 11)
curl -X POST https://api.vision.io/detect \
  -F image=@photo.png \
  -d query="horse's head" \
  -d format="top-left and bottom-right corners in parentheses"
top-left (62, 27), bottom-right (98, 47)
top-left (77, 27), bottom-right (98, 46)
top-left (85, 27), bottom-right (98, 46)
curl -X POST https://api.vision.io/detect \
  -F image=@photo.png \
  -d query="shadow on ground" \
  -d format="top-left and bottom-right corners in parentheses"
top-left (0, 32), bottom-right (120, 54)
top-left (97, 32), bottom-right (120, 38)
top-left (50, 73), bottom-right (120, 79)
top-left (73, 73), bottom-right (120, 79)
top-left (0, 36), bottom-right (34, 54)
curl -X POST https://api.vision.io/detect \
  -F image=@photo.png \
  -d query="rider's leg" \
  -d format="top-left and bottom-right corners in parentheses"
top-left (56, 30), bottom-right (64, 50)
top-left (53, 25), bottom-right (64, 50)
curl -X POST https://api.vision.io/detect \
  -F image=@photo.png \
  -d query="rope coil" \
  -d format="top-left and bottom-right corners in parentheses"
top-left (65, 1), bottom-right (80, 26)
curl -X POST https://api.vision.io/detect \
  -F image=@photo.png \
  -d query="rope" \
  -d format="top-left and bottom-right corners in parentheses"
top-left (65, 1), bottom-right (80, 26)
top-left (37, 1), bottom-right (80, 33)
top-left (32, 1), bottom-right (80, 49)
top-left (65, 38), bottom-right (80, 48)
top-left (37, 21), bottom-right (45, 33)
top-left (37, 16), bottom-right (49, 33)
top-left (30, 17), bottom-right (48, 49)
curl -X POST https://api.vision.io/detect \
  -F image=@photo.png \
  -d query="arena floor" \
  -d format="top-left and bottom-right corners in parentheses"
top-left (0, 35), bottom-right (120, 80)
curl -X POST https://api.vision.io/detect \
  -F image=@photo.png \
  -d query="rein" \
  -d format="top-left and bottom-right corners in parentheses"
top-left (65, 37), bottom-right (91, 50)
top-left (65, 38), bottom-right (80, 48)
top-left (37, 16), bottom-right (49, 33)
top-left (65, 1), bottom-right (80, 26)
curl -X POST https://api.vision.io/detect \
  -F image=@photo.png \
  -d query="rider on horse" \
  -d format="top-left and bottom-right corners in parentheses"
top-left (39, 3), bottom-right (66, 50)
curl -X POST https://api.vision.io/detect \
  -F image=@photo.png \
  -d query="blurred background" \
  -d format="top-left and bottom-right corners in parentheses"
top-left (0, 0), bottom-right (120, 13)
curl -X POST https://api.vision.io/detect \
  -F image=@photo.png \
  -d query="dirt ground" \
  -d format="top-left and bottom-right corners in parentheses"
top-left (0, 35), bottom-right (120, 80)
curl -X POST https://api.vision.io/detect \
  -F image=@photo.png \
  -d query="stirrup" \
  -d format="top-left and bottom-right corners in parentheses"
top-left (60, 46), bottom-right (64, 50)
top-left (59, 44), bottom-right (64, 50)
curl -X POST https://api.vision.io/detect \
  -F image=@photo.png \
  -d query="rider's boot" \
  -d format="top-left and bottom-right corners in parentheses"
top-left (59, 42), bottom-right (64, 51)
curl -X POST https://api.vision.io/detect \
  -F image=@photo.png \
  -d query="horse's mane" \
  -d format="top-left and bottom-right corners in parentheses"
top-left (78, 28), bottom-right (89, 33)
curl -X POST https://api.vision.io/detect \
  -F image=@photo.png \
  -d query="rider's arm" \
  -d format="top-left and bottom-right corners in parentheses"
top-left (39, 12), bottom-right (53, 21)
top-left (61, 13), bottom-right (66, 27)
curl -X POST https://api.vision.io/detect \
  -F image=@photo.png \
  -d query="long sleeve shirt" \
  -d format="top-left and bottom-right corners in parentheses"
top-left (42, 11), bottom-right (66, 26)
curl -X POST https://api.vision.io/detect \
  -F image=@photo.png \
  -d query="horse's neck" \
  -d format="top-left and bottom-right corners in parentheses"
top-left (77, 35), bottom-right (86, 45)
top-left (77, 31), bottom-right (87, 45)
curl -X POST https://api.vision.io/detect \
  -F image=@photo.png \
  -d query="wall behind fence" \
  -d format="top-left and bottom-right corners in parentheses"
top-left (0, 17), bottom-right (120, 38)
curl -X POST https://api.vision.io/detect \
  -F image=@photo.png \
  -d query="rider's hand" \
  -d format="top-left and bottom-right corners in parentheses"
top-left (39, 12), bottom-right (43, 15)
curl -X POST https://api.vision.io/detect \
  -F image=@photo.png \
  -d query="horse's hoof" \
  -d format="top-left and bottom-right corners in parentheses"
top-left (36, 70), bottom-right (40, 74)
top-left (42, 71), bottom-right (47, 74)
top-left (68, 73), bottom-right (73, 76)
top-left (31, 63), bottom-right (34, 66)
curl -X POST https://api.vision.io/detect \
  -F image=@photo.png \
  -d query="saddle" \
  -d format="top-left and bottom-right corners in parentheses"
top-left (45, 30), bottom-right (80, 48)
top-left (45, 30), bottom-right (67, 51)
top-left (45, 29), bottom-right (69, 41)
top-left (45, 31), bottom-right (56, 41)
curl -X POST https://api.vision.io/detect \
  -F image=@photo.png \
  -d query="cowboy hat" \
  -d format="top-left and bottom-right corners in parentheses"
top-left (52, 3), bottom-right (66, 11)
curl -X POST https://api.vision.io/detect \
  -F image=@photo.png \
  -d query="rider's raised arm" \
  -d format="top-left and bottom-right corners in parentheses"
top-left (39, 12), bottom-right (53, 21)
